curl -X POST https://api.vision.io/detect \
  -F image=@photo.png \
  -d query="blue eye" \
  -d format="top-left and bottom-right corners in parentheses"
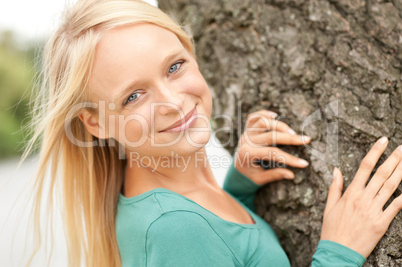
top-left (168, 61), bottom-right (184, 74)
top-left (125, 91), bottom-right (142, 105)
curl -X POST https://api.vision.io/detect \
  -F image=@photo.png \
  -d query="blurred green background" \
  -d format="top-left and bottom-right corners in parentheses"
top-left (0, 0), bottom-right (157, 161)
top-left (0, 30), bottom-right (40, 159)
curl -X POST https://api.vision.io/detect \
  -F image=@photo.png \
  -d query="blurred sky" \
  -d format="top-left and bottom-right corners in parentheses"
top-left (0, 0), bottom-right (158, 41)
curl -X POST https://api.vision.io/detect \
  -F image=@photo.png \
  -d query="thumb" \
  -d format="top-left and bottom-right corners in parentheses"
top-left (323, 167), bottom-right (344, 218)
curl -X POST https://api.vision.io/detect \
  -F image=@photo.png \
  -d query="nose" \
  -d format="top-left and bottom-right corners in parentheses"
top-left (153, 82), bottom-right (185, 115)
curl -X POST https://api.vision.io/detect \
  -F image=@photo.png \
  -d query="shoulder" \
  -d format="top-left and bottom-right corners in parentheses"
top-left (116, 190), bottom-right (211, 236)
top-left (146, 210), bottom-right (220, 241)
top-left (145, 211), bottom-right (240, 266)
top-left (116, 191), bottom-right (164, 232)
top-left (117, 190), bottom-right (241, 266)
top-left (143, 192), bottom-right (224, 240)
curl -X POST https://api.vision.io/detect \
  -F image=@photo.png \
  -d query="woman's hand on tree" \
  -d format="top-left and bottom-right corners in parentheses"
top-left (320, 137), bottom-right (402, 258)
top-left (234, 109), bottom-right (312, 185)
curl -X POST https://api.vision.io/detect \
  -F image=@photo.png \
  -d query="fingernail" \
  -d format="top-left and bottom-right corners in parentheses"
top-left (399, 145), bottom-right (402, 152)
top-left (270, 112), bottom-right (278, 118)
top-left (288, 129), bottom-right (297, 135)
top-left (378, 136), bottom-right (388, 144)
top-left (332, 167), bottom-right (338, 179)
top-left (284, 174), bottom-right (295, 179)
top-left (301, 136), bottom-right (311, 143)
top-left (299, 159), bottom-right (309, 166)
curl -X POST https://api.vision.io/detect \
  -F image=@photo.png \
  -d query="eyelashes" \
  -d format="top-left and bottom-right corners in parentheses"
top-left (124, 91), bottom-right (144, 105)
top-left (122, 60), bottom-right (186, 106)
top-left (168, 61), bottom-right (183, 74)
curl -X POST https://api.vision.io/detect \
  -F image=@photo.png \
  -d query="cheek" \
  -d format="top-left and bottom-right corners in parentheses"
top-left (203, 86), bottom-right (212, 116)
top-left (125, 119), bottom-right (148, 140)
top-left (197, 77), bottom-right (212, 117)
top-left (109, 111), bottom-right (152, 145)
top-left (183, 71), bottom-right (212, 109)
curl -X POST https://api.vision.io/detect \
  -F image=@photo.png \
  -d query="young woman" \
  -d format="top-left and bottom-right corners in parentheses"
top-left (24, 0), bottom-right (402, 266)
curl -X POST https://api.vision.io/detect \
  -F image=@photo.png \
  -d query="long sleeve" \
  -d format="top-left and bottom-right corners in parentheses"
top-left (311, 240), bottom-right (366, 266)
top-left (223, 159), bottom-right (263, 212)
top-left (145, 211), bottom-right (240, 266)
top-left (222, 159), bottom-right (367, 266)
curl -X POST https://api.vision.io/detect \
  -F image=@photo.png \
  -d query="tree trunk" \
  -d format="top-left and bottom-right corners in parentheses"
top-left (159, 0), bottom-right (402, 266)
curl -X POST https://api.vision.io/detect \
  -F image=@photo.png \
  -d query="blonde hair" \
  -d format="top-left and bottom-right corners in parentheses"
top-left (22, 0), bottom-right (194, 266)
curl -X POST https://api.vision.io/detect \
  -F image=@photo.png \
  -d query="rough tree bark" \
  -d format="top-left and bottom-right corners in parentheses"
top-left (159, 0), bottom-right (402, 266)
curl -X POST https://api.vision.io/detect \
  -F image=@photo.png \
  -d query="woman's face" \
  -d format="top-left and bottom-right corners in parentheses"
top-left (83, 23), bottom-right (212, 158)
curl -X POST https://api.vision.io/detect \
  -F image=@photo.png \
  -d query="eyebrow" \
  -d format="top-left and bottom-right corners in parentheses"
top-left (113, 49), bottom-right (186, 104)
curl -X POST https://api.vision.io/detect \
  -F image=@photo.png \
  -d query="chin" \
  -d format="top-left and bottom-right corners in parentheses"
top-left (168, 128), bottom-right (211, 156)
top-left (186, 128), bottom-right (211, 149)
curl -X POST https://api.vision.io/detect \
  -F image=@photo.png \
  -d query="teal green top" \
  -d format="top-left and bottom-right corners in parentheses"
top-left (116, 161), bottom-right (366, 266)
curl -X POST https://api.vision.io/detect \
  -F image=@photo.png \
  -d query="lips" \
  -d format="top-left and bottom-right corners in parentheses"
top-left (160, 106), bottom-right (197, 132)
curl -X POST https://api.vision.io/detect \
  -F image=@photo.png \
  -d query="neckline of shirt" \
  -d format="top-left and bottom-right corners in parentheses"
top-left (119, 188), bottom-right (260, 228)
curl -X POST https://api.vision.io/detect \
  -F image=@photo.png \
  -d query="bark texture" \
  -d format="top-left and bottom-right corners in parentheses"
top-left (159, 0), bottom-right (402, 266)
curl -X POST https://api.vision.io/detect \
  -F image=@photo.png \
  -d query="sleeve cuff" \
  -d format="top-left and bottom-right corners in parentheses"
top-left (223, 159), bottom-right (263, 195)
top-left (315, 240), bottom-right (366, 266)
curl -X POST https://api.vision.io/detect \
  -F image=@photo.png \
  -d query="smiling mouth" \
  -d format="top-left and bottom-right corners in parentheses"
top-left (160, 106), bottom-right (197, 133)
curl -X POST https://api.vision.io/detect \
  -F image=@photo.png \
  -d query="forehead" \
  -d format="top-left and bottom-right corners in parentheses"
top-left (88, 23), bottom-right (185, 102)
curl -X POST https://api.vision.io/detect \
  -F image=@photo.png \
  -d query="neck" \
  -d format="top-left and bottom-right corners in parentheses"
top-left (124, 147), bottom-right (221, 196)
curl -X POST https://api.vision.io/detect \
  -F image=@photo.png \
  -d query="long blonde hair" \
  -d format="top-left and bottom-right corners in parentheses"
top-left (22, 1), bottom-right (194, 266)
